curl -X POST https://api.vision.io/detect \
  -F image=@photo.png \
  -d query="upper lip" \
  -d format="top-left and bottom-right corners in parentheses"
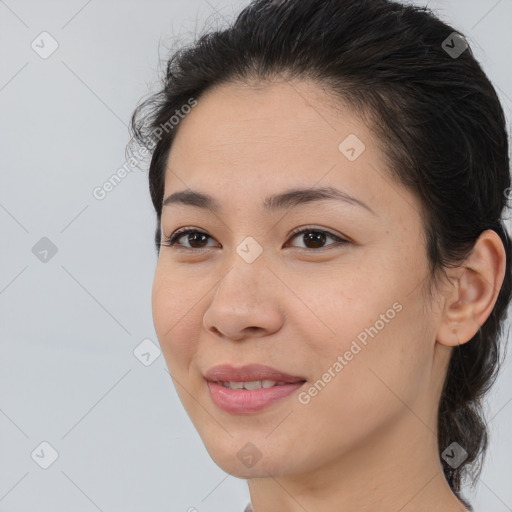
top-left (205, 364), bottom-right (306, 383)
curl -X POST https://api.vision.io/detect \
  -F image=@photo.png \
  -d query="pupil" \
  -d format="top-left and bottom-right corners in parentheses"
top-left (305, 232), bottom-right (325, 248)
top-left (189, 233), bottom-right (207, 248)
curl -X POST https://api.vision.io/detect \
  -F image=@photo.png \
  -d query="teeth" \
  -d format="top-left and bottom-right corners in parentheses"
top-left (224, 381), bottom-right (244, 389)
top-left (221, 380), bottom-right (278, 390)
top-left (244, 380), bottom-right (262, 390)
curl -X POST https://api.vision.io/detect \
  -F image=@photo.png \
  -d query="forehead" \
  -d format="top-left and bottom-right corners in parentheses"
top-left (171, 79), bottom-right (371, 150)
top-left (164, 79), bottom-right (382, 193)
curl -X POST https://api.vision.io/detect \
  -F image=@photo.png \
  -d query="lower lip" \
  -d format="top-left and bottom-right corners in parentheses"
top-left (206, 380), bottom-right (305, 413)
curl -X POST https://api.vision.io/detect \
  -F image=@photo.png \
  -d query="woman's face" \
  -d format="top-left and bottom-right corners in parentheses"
top-left (152, 79), bottom-right (449, 478)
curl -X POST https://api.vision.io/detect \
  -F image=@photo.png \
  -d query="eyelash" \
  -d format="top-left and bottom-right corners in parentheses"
top-left (160, 225), bottom-right (349, 252)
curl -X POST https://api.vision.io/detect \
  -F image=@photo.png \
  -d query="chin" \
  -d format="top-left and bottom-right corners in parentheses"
top-left (201, 435), bottom-right (304, 479)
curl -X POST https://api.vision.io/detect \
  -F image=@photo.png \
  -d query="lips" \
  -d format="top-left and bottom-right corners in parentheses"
top-left (204, 363), bottom-right (306, 384)
top-left (204, 364), bottom-right (307, 413)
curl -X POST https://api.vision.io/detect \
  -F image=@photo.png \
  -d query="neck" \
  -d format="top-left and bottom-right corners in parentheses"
top-left (246, 408), bottom-right (469, 512)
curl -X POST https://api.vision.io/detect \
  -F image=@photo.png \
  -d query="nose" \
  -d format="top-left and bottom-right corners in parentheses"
top-left (202, 256), bottom-right (285, 341)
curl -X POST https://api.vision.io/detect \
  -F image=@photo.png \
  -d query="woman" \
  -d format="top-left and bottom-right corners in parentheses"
top-left (129, 0), bottom-right (511, 510)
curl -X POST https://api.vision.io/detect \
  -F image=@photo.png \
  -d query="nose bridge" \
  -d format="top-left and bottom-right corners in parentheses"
top-left (216, 235), bottom-right (271, 303)
top-left (203, 239), bottom-right (284, 338)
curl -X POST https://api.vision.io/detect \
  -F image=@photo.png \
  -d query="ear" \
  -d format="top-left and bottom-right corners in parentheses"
top-left (436, 229), bottom-right (507, 347)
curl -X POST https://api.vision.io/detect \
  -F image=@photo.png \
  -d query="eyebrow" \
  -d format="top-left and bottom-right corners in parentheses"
top-left (162, 185), bottom-right (376, 216)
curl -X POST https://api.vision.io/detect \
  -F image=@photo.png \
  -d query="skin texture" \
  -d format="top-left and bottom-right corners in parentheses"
top-left (151, 79), bottom-right (506, 512)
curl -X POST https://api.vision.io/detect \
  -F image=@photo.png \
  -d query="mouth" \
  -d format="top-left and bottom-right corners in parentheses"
top-left (204, 363), bottom-right (307, 413)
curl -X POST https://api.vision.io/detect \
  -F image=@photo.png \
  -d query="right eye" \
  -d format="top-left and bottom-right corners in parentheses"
top-left (160, 228), bottom-right (218, 251)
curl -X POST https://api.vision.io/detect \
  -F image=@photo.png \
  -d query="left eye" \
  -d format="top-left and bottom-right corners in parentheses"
top-left (161, 226), bottom-right (348, 251)
top-left (286, 227), bottom-right (348, 250)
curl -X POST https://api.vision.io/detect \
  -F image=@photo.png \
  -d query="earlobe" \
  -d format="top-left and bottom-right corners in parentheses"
top-left (436, 230), bottom-right (507, 347)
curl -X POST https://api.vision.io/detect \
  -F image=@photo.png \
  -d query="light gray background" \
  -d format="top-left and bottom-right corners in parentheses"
top-left (0, 0), bottom-right (511, 511)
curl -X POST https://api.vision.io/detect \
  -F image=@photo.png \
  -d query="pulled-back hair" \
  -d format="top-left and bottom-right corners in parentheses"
top-left (129, 0), bottom-right (512, 500)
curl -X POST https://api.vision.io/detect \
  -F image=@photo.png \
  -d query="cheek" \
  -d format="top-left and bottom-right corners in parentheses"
top-left (297, 315), bottom-right (425, 449)
top-left (303, 273), bottom-right (399, 353)
top-left (151, 264), bottom-right (203, 369)
top-left (307, 271), bottom-right (431, 402)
